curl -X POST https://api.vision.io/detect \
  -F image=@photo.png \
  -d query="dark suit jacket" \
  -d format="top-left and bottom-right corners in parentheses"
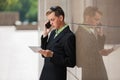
top-left (75, 26), bottom-right (108, 80)
top-left (40, 26), bottom-right (76, 80)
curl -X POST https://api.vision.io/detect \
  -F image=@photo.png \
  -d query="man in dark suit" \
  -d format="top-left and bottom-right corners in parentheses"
top-left (38, 6), bottom-right (76, 80)
top-left (76, 6), bottom-right (113, 80)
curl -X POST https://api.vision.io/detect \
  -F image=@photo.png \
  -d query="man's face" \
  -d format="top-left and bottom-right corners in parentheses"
top-left (87, 12), bottom-right (102, 26)
top-left (47, 12), bottom-right (62, 29)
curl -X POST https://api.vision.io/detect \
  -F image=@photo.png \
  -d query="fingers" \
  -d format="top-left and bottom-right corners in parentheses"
top-left (99, 49), bottom-right (109, 56)
top-left (96, 27), bottom-right (104, 36)
top-left (38, 49), bottom-right (53, 57)
top-left (38, 49), bottom-right (46, 56)
top-left (99, 48), bottom-right (114, 56)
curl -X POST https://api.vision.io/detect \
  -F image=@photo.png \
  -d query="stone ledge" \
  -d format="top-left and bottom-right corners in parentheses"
top-left (0, 12), bottom-right (19, 25)
top-left (15, 24), bottom-right (38, 30)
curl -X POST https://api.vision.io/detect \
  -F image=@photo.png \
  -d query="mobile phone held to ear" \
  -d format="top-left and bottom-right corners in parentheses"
top-left (45, 21), bottom-right (51, 28)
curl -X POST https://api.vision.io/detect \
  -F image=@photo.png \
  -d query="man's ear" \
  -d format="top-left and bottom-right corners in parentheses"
top-left (59, 15), bottom-right (63, 21)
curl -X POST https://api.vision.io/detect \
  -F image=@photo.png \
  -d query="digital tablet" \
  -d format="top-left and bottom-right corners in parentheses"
top-left (113, 45), bottom-right (120, 51)
top-left (29, 46), bottom-right (42, 53)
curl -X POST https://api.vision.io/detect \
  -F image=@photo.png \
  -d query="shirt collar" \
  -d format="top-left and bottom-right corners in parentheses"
top-left (55, 24), bottom-right (68, 35)
top-left (81, 25), bottom-right (92, 33)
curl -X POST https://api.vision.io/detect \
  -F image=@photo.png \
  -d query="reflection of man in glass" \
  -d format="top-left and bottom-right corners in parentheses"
top-left (76, 6), bottom-right (113, 80)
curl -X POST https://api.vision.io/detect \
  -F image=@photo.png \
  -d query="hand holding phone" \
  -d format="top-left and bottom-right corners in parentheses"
top-left (45, 21), bottom-right (51, 28)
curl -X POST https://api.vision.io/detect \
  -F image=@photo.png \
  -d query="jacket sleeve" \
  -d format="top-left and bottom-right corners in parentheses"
top-left (50, 34), bottom-right (76, 67)
top-left (97, 34), bottom-right (106, 50)
top-left (41, 35), bottom-right (48, 49)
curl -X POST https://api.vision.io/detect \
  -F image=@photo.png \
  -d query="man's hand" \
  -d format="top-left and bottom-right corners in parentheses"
top-left (99, 48), bottom-right (114, 56)
top-left (38, 49), bottom-right (53, 57)
top-left (42, 21), bottom-right (52, 37)
top-left (96, 27), bottom-right (104, 36)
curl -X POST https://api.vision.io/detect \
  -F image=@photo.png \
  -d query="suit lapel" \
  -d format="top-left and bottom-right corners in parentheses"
top-left (81, 26), bottom-right (96, 42)
top-left (47, 26), bottom-right (69, 48)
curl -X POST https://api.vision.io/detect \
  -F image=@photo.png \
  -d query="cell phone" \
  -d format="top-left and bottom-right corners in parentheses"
top-left (45, 21), bottom-right (51, 28)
